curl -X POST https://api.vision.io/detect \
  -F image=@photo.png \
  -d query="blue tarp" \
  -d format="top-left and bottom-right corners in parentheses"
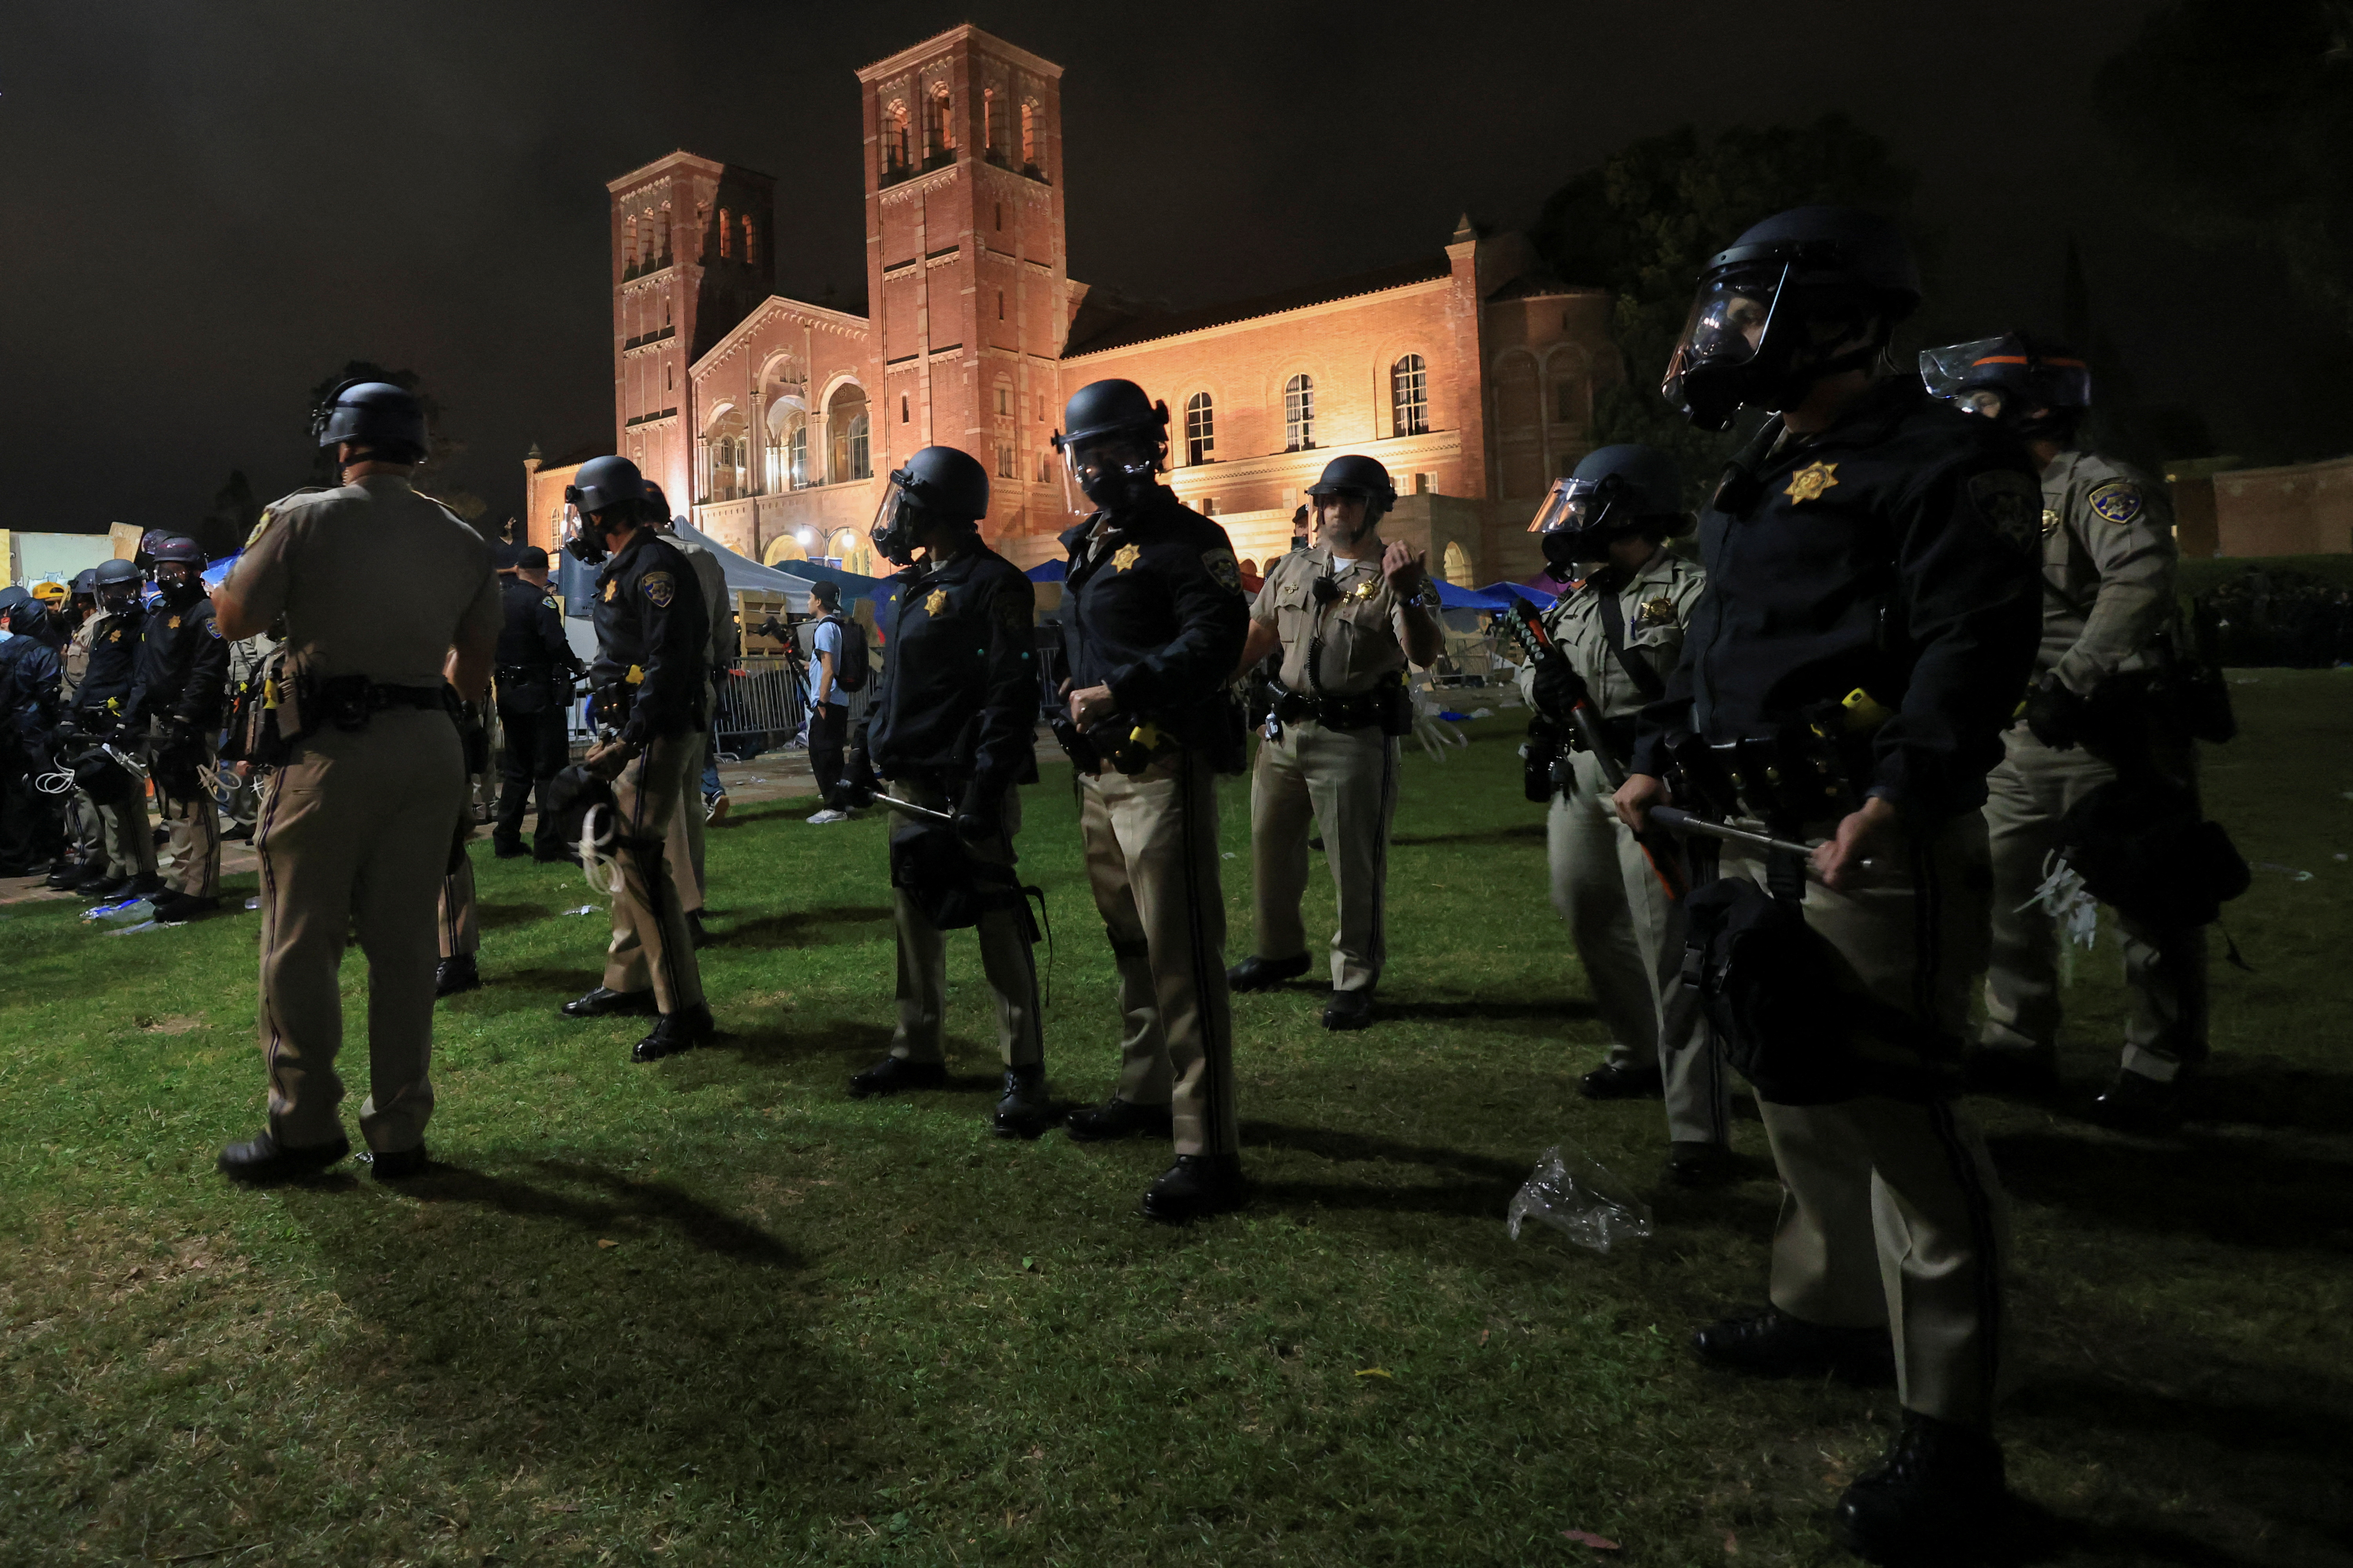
top-left (1430, 578), bottom-right (1509, 611)
top-left (1477, 580), bottom-right (1558, 609)
top-left (1024, 560), bottom-right (1067, 583)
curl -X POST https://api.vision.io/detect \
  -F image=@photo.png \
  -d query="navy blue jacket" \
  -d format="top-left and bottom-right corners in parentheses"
top-left (868, 540), bottom-right (1040, 798)
top-left (1058, 487), bottom-right (1247, 747)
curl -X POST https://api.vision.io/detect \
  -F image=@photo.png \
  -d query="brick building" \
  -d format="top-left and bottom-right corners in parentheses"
top-left (527, 24), bottom-right (1619, 583)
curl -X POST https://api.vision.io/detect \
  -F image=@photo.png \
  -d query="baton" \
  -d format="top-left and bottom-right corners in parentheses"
top-left (1645, 806), bottom-right (1878, 877)
top-left (870, 791), bottom-right (955, 825)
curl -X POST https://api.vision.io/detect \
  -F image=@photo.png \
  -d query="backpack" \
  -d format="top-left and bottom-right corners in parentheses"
top-left (824, 612), bottom-right (871, 693)
top-left (2058, 776), bottom-right (2249, 929)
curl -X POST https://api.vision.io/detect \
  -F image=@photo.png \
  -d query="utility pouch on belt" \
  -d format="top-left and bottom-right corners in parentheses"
top-left (888, 817), bottom-right (1042, 940)
top-left (2058, 776), bottom-right (2248, 929)
top-left (1523, 719), bottom-right (1562, 803)
top-left (1681, 878), bottom-right (1943, 1106)
top-left (242, 646), bottom-right (303, 767)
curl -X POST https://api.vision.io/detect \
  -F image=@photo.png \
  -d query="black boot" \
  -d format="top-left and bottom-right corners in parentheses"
top-left (1692, 1306), bottom-right (1896, 1386)
top-left (632, 1004), bottom-right (716, 1063)
top-left (435, 954), bottom-right (481, 998)
top-left (1322, 987), bottom-right (1375, 1031)
top-left (217, 1130), bottom-right (351, 1183)
top-left (491, 832), bottom-right (527, 859)
top-left (848, 1056), bottom-right (947, 1098)
top-left (150, 892), bottom-right (221, 925)
top-left (370, 1143), bottom-right (431, 1181)
top-left (1665, 1140), bottom-right (1739, 1188)
top-left (561, 986), bottom-right (660, 1019)
top-left (72, 863), bottom-right (115, 894)
top-left (1142, 1153), bottom-right (1247, 1222)
top-left (2091, 1068), bottom-right (2186, 1131)
top-left (45, 859), bottom-right (87, 890)
top-left (1064, 1095), bottom-right (1173, 1143)
top-left (122, 872), bottom-right (165, 899)
top-left (1579, 1059), bottom-right (1664, 1100)
top-left (1833, 1410), bottom-right (2006, 1564)
top-left (1227, 953), bottom-right (1310, 992)
top-left (991, 1064), bottom-right (1053, 1139)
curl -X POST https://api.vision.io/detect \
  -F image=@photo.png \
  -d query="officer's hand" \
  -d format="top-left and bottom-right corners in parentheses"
top-left (1069, 683), bottom-right (1117, 730)
top-left (1531, 658), bottom-right (1582, 720)
top-left (955, 785), bottom-right (1002, 845)
top-left (2024, 671), bottom-right (2084, 750)
top-left (1812, 794), bottom-right (1901, 892)
top-left (1382, 540), bottom-right (1428, 597)
top-left (583, 735), bottom-right (641, 781)
top-left (1613, 772), bottom-right (1669, 833)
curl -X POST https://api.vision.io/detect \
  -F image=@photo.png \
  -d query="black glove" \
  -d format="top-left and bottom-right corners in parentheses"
top-left (1531, 657), bottom-right (1585, 721)
top-left (955, 780), bottom-right (1002, 845)
top-left (2024, 672), bottom-right (2085, 750)
top-left (842, 745), bottom-right (879, 808)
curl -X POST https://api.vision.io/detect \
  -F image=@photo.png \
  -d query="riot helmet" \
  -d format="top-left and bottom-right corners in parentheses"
top-left (71, 568), bottom-right (98, 601)
top-left (561, 455), bottom-right (649, 565)
top-left (1052, 379), bottom-right (1169, 514)
top-left (1663, 206), bottom-right (1922, 432)
top-left (149, 536), bottom-right (208, 607)
top-left (642, 481), bottom-right (677, 530)
top-left (93, 557), bottom-right (142, 614)
top-left (0, 586), bottom-right (30, 626)
top-left (1303, 454), bottom-right (1398, 546)
top-left (872, 445), bottom-right (991, 565)
top-left (1920, 332), bottom-right (2090, 439)
top-left (1531, 445), bottom-right (1687, 570)
top-left (313, 379), bottom-right (429, 464)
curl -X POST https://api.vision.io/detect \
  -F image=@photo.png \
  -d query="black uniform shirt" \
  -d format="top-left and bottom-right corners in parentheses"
top-left (128, 595), bottom-right (229, 730)
top-left (1, 630), bottom-right (62, 743)
top-left (75, 606), bottom-right (145, 717)
top-left (496, 577), bottom-right (580, 677)
top-left (1057, 487), bottom-right (1248, 746)
top-left (1631, 378), bottom-right (2042, 822)
top-left (589, 530), bottom-right (709, 741)
top-left (867, 541), bottom-right (1041, 797)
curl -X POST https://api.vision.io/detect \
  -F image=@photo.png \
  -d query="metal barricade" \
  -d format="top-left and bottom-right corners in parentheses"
top-left (714, 654), bottom-right (813, 760)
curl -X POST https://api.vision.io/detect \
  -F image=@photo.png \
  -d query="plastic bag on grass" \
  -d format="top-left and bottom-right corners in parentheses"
top-left (1508, 1141), bottom-right (1651, 1254)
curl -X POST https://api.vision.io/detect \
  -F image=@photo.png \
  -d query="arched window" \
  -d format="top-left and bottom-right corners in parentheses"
top-left (742, 214), bottom-right (757, 268)
top-left (1284, 374), bottom-right (1315, 452)
top-left (1442, 540), bottom-right (1473, 587)
top-left (828, 384), bottom-right (870, 482)
top-left (717, 208), bottom-right (731, 260)
top-left (925, 84), bottom-right (953, 161)
top-left (847, 411), bottom-right (871, 479)
top-left (983, 88), bottom-right (996, 156)
top-left (1391, 354), bottom-right (1428, 437)
top-left (788, 426), bottom-right (808, 488)
top-left (884, 101), bottom-right (911, 174)
top-left (1020, 100), bottom-right (1038, 167)
top-left (1185, 392), bottom-right (1215, 465)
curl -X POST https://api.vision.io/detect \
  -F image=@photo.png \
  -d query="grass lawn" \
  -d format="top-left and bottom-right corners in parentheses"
top-left (3, 673), bottom-right (2350, 1567)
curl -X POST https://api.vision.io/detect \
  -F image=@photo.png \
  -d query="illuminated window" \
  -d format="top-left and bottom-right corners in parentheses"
top-left (1020, 100), bottom-right (1038, 167)
top-left (742, 215), bottom-right (757, 268)
top-left (1184, 392), bottom-right (1215, 465)
top-left (789, 426), bottom-right (808, 487)
top-left (997, 443), bottom-right (1015, 478)
top-left (846, 412), bottom-right (870, 479)
top-left (983, 89), bottom-right (996, 154)
top-left (1391, 354), bottom-right (1428, 436)
top-left (995, 385), bottom-right (1011, 416)
top-left (717, 208), bottom-right (732, 260)
top-left (885, 101), bottom-right (911, 174)
top-left (1284, 374), bottom-right (1315, 452)
top-left (925, 84), bottom-right (953, 160)
top-left (830, 383), bottom-right (870, 480)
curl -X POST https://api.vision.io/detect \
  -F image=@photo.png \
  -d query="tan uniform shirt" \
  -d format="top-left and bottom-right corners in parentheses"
top-left (1516, 549), bottom-right (1707, 721)
top-left (2036, 448), bottom-right (2177, 695)
top-left (228, 476), bottom-right (501, 686)
top-left (1252, 545), bottom-right (1438, 696)
top-left (61, 615), bottom-right (98, 703)
top-left (667, 531), bottom-right (737, 671)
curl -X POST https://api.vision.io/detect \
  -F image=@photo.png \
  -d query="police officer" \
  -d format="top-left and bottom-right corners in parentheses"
top-left (44, 569), bottom-right (107, 890)
top-left (1517, 445), bottom-right (1730, 1185)
top-left (490, 544), bottom-right (584, 861)
top-left (1227, 454), bottom-right (1440, 1029)
top-left (556, 455), bottom-right (715, 1062)
top-left (844, 445), bottom-right (1051, 1135)
top-left (128, 536), bottom-right (230, 923)
top-left (1615, 208), bottom-right (2041, 1558)
top-left (211, 379), bottom-right (502, 1182)
top-left (1922, 336), bottom-right (2207, 1128)
top-left (1053, 378), bottom-right (1251, 1221)
top-left (71, 558), bottom-right (162, 901)
top-left (0, 588), bottom-right (64, 878)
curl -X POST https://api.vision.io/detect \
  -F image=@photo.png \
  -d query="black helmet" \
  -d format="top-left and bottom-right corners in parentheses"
top-left (71, 568), bottom-right (98, 598)
top-left (872, 445), bottom-right (991, 565)
top-left (563, 455), bottom-right (648, 565)
top-left (1531, 444), bottom-right (1686, 570)
top-left (1920, 332), bottom-right (2090, 438)
top-left (1664, 205), bottom-right (1922, 432)
top-left (642, 481), bottom-right (676, 528)
top-left (313, 379), bottom-right (429, 463)
top-left (1305, 454), bottom-right (1398, 514)
top-left (93, 556), bottom-right (142, 612)
top-left (150, 536), bottom-right (207, 605)
top-left (0, 586), bottom-right (29, 615)
top-left (1053, 380), bottom-right (1169, 513)
top-left (149, 536), bottom-right (205, 566)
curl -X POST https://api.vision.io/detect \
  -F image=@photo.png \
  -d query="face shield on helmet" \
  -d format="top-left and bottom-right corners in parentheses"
top-left (1531, 473), bottom-right (1649, 569)
top-left (869, 469), bottom-right (928, 567)
top-left (1058, 430), bottom-right (1161, 516)
top-left (97, 578), bottom-right (140, 614)
top-left (1919, 336), bottom-right (2091, 435)
top-left (1662, 264), bottom-right (1790, 432)
top-left (154, 561), bottom-right (204, 607)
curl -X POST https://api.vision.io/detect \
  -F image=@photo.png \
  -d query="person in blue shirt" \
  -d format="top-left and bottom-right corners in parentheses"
top-left (803, 581), bottom-right (859, 825)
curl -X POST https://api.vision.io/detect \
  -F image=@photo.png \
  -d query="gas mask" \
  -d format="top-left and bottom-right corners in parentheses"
top-left (1060, 432), bottom-right (1161, 515)
top-left (869, 469), bottom-right (934, 567)
top-left (155, 566), bottom-right (205, 609)
top-left (1664, 263), bottom-right (1885, 432)
top-left (1531, 473), bottom-right (1648, 571)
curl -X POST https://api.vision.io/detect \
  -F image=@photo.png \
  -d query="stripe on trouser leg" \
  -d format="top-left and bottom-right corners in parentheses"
top-left (1925, 1095), bottom-right (2003, 1418)
top-left (1174, 755), bottom-right (1231, 1154)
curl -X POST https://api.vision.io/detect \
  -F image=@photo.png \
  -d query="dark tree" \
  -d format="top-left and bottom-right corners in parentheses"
top-left (193, 469), bottom-right (262, 560)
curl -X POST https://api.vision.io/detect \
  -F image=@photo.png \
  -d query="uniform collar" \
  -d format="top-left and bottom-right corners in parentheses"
top-left (2041, 446), bottom-right (2090, 485)
top-left (1768, 376), bottom-right (1925, 465)
top-left (1317, 544), bottom-right (1380, 575)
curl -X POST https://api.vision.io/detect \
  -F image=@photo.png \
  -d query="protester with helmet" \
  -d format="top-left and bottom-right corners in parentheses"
top-left (1515, 445), bottom-right (1730, 1185)
top-left (1922, 335), bottom-right (2208, 1128)
top-left (555, 454), bottom-right (716, 1064)
top-left (126, 536), bottom-right (230, 922)
top-left (209, 379), bottom-right (501, 1183)
top-left (44, 568), bottom-right (109, 890)
top-left (1050, 378), bottom-right (1251, 1221)
top-left (1225, 453), bottom-right (1440, 1031)
top-left (0, 587), bottom-right (66, 878)
top-left (1614, 207), bottom-right (2041, 1558)
top-left (69, 558), bottom-right (162, 900)
top-left (841, 445), bottom-right (1053, 1136)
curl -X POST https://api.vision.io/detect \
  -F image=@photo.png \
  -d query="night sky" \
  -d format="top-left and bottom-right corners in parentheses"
top-left (5, 1), bottom-right (2336, 536)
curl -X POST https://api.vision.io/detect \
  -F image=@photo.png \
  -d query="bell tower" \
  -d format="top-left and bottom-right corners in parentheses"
top-left (855, 27), bottom-right (1068, 551)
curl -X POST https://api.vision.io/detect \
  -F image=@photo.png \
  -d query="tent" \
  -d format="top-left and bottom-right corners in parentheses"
top-left (1024, 560), bottom-right (1067, 583)
top-left (1429, 578), bottom-right (1510, 611)
top-left (551, 520), bottom-right (891, 619)
top-left (1477, 580), bottom-right (1558, 609)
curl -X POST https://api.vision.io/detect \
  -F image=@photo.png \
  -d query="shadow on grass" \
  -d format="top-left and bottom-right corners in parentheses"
top-left (413, 1159), bottom-right (801, 1267)
top-left (475, 900), bottom-right (553, 932)
top-left (1240, 1119), bottom-right (1524, 1218)
top-left (1987, 1128), bottom-right (2353, 1251)
top-left (1376, 996), bottom-right (1598, 1024)
top-left (2187, 1061), bottom-right (2353, 1133)
top-left (724, 1015), bottom-right (899, 1067)
top-left (1388, 822), bottom-right (1547, 848)
top-left (710, 903), bottom-right (894, 950)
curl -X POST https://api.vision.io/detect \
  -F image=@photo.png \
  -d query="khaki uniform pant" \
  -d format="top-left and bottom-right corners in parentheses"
top-left (153, 736), bottom-right (220, 899)
top-left (1717, 815), bottom-right (2011, 1428)
top-left (256, 710), bottom-right (465, 1154)
top-left (887, 781), bottom-right (1042, 1069)
top-left (603, 732), bottom-right (705, 1014)
top-left (69, 789), bottom-right (104, 862)
top-left (1077, 750), bottom-right (1239, 1158)
top-left (662, 729), bottom-right (708, 914)
top-left (1980, 729), bottom-right (2208, 1081)
top-left (96, 765), bottom-right (157, 881)
top-left (1248, 719), bottom-right (1398, 994)
top-left (1549, 749), bottom-right (1727, 1146)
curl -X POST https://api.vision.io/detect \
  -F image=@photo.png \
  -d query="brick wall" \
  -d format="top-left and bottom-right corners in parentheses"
top-left (2213, 456), bottom-right (2353, 557)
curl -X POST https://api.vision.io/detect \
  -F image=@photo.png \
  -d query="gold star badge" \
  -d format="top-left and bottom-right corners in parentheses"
top-left (924, 588), bottom-right (948, 616)
top-left (1785, 461), bottom-right (1840, 503)
top-left (1111, 543), bottom-right (1142, 572)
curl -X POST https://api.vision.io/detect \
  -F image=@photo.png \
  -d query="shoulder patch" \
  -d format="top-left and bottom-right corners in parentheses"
top-left (2088, 479), bottom-right (2145, 527)
top-left (1202, 548), bottom-right (1242, 593)
top-left (207, 619), bottom-right (224, 640)
top-left (1966, 469), bottom-right (2042, 554)
top-left (642, 570), bottom-right (676, 608)
top-left (245, 510), bottom-right (273, 549)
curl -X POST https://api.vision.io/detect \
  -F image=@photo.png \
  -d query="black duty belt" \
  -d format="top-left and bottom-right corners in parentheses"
top-left (497, 663), bottom-right (560, 683)
top-left (1269, 678), bottom-right (1397, 733)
